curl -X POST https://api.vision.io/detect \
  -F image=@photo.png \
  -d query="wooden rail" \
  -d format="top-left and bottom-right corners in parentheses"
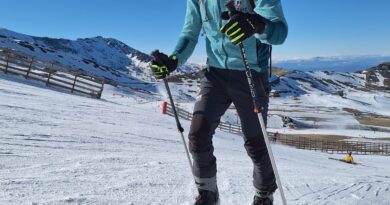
top-left (0, 47), bottom-right (105, 99)
top-left (277, 135), bottom-right (390, 156)
top-left (166, 104), bottom-right (390, 156)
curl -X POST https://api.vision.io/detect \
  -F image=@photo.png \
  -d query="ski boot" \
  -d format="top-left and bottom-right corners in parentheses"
top-left (194, 189), bottom-right (220, 205)
top-left (253, 191), bottom-right (273, 205)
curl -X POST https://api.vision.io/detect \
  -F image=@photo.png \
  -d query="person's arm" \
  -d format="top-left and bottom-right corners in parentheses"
top-left (253, 0), bottom-right (288, 45)
top-left (172, 0), bottom-right (203, 67)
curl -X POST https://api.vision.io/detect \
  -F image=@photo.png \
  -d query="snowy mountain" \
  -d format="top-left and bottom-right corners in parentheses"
top-left (363, 62), bottom-right (390, 90)
top-left (3, 28), bottom-right (388, 99)
top-left (0, 28), bottom-right (202, 85)
top-left (1, 28), bottom-right (389, 137)
top-left (274, 55), bottom-right (390, 72)
top-left (168, 62), bottom-right (389, 101)
top-left (271, 63), bottom-right (389, 97)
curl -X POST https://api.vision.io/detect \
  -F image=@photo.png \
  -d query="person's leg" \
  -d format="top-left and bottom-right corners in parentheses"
top-left (189, 68), bottom-right (232, 192)
top-left (228, 70), bottom-right (277, 193)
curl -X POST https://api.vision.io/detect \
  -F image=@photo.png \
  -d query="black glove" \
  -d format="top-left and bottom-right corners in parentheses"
top-left (150, 50), bottom-right (178, 79)
top-left (221, 11), bottom-right (266, 45)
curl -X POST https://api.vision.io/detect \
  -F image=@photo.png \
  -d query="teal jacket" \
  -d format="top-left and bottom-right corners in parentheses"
top-left (173, 0), bottom-right (288, 73)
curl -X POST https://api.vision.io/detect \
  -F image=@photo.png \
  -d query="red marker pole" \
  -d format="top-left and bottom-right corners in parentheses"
top-left (162, 101), bottom-right (168, 114)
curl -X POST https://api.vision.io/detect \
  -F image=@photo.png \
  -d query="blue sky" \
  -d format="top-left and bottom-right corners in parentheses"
top-left (1, 0), bottom-right (389, 64)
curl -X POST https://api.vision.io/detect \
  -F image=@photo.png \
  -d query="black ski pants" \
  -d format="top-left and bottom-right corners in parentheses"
top-left (188, 67), bottom-right (277, 193)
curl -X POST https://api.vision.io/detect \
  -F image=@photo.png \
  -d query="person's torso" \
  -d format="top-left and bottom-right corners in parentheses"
top-left (197, 0), bottom-right (270, 73)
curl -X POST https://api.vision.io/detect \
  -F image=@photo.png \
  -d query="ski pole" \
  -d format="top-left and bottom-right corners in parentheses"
top-left (151, 50), bottom-right (196, 188)
top-left (225, 2), bottom-right (287, 204)
top-left (162, 78), bottom-right (200, 190)
top-left (162, 78), bottom-right (194, 174)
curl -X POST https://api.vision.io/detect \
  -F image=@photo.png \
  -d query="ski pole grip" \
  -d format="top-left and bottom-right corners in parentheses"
top-left (151, 50), bottom-right (159, 59)
top-left (151, 50), bottom-right (163, 65)
top-left (225, 1), bottom-right (238, 15)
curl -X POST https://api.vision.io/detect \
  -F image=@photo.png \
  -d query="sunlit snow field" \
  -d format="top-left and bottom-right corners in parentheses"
top-left (1, 76), bottom-right (390, 205)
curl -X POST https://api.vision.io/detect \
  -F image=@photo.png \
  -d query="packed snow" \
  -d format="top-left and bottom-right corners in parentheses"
top-left (1, 75), bottom-right (389, 205)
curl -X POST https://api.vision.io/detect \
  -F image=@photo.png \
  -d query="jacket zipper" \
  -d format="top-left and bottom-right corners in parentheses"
top-left (217, 1), bottom-right (229, 69)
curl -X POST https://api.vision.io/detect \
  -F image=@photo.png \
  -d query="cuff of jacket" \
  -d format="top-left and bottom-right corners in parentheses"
top-left (255, 20), bottom-right (288, 45)
top-left (255, 19), bottom-right (274, 42)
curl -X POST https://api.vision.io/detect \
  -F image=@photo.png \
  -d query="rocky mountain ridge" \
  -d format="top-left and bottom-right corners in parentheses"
top-left (1, 28), bottom-right (388, 100)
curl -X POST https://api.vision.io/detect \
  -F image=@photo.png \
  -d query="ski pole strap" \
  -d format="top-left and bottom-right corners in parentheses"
top-left (226, 1), bottom-right (238, 15)
top-left (249, 0), bottom-right (256, 11)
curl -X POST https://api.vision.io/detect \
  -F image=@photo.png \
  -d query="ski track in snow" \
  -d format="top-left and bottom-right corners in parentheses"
top-left (0, 77), bottom-right (390, 205)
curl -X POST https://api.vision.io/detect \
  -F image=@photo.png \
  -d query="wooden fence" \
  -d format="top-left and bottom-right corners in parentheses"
top-left (278, 135), bottom-right (390, 156)
top-left (166, 104), bottom-right (243, 134)
top-left (0, 47), bottom-right (104, 99)
top-left (166, 104), bottom-right (390, 156)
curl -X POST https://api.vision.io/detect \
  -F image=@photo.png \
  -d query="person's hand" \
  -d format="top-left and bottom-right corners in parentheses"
top-left (150, 50), bottom-right (178, 79)
top-left (221, 11), bottom-right (266, 45)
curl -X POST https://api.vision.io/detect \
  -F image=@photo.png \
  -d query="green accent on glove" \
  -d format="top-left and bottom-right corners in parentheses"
top-left (221, 11), bottom-right (266, 46)
top-left (231, 33), bottom-right (245, 44)
top-left (150, 51), bottom-right (178, 79)
top-left (151, 64), bottom-right (169, 79)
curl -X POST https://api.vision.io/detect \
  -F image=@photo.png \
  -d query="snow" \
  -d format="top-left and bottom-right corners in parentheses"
top-left (171, 91), bottom-right (390, 139)
top-left (375, 72), bottom-right (385, 87)
top-left (1, 76), bottom-right (390, 205)
top-left (267, 93), bottom-right (390, 138)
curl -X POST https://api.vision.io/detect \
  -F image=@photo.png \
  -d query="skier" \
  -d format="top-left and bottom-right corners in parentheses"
top-left (343, 152), bottom-right (354, 164)
top-left (150, 0), bottom-right (288, 204)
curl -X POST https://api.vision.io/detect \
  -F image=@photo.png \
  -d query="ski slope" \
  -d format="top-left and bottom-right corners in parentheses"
top-left (1, 76), bottom-right (390, 205)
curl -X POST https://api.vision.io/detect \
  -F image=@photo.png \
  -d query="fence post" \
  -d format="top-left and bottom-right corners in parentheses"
top-left (98, 78), bottom-right (104, 99)
top-left (364, 142), bottom-right (367, 155)
top-left (25, 57), bottom-right (34, 79)
top-left (298, 137), bottom-right (302, 149)
top-left (71, 75), bottom-right (78, 93)
top-left (46, 73), bottom-right (52, 86)
top-left (323, 141), bottom-right (326, 152)
top-left (4, 49), bottom-right (10, 74)
top-left (46, 63), bottom-right (54, 86)
top-left (331, 141), bottom-right (334, 154)
top-left (310, 139), bottom-right (313, 150)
